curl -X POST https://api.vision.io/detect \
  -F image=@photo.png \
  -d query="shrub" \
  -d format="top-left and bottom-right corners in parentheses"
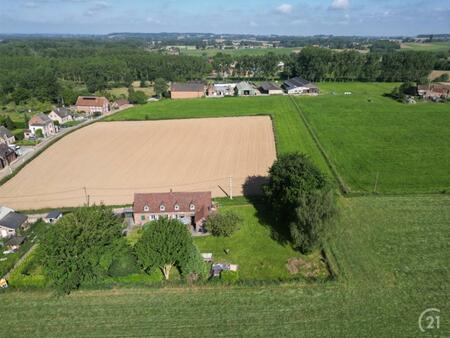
top-left (204, 212), bottom-right (242, 237)
top-left (108, 248), bottom-right (140, 277)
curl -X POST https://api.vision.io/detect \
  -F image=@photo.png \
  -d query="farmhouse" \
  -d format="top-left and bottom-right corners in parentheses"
top-left (258, 82), bottom-right (284, 95)
top-left (75, 96), bottom-right (110, 115)
top-left (170, 82), bottom-right (205, 99)
top-left (417, 83), bottom-right (450, 100)
top-left (133, 191), bottom-right (213, 230)
top-left (0, 205), bottom-right (28, 239)
top-left (0, 126), bottom-right (15, 145)
top-left (43, 210), bottom-right (63, 224)
top-left (235, 82), bottom-right (258, 96)
top-left (48, 107), bottom-right (73, 125)
top-left (0, 143), bottom-right (17, 169)
top-left (28, 113), bottom-right (56, 138)
top-left (283, 77), bottom-right (319, 95)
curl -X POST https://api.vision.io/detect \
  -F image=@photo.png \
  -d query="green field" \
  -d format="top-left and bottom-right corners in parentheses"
top-left (1, 195), bottom-right (448, 337)
top-left (107, 84), bottom-right (450, 194)
top-left (401, 41), bottom-right (450, 52)
top-left (298, 82), bottom-right (450, 193)
top-left (181, 47), bottom-right (300, 57)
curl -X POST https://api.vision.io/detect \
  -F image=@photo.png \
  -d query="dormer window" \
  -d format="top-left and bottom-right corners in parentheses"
top-left (190, 203), bottom-right (195, 211)
top-left (160, 204), bottom-right (165, 212)
top-left (143, 205), bottom-right (150, 212)
top-left (174, 204), bottom-right (180, 211)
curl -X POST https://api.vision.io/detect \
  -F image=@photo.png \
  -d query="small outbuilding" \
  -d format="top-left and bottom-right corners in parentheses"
top-left (6, 236), bottom-right (25, 250)
top-left (0, 126), bottom-right (15, 145)
top-left (258, 82), bottom-right (283, 95)
top-left (235, 82), bottom-right (258, 96)
top-left (283, 76), bottom-right (319, 95)
top-left (170, 82), bottom-right (205, 99)
top-left (44, 210), bottom-right (63, 224)
top-left (0, 143), bottom-right (17, 170)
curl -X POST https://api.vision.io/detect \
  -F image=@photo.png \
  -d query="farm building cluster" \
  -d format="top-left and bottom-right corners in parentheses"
top-left (170, 76), bottom-right (319, 99)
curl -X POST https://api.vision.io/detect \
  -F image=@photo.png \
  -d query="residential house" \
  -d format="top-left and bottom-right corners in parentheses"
top-left (170, 82), bottom-right (205, 99)
top-left (417, 83), bottom-right (450, 100)
top-left (283, 77), bottom-right (319, 95)
top-left (0, 143), bottom-right (17, 170)
top-left (133, 191), bottom-right (213, 231)
top-left (75, 96), bottom-right (110, 115)
top-left (43, 210), bottom-right (63, 224)
top-left (258, 82), bottom-right (284, 95)
top-left (28, 113), bottom-right (56, 138)
top-left (0, 206), bottom-right (28, 239)
top-left (235, 82), bottom-right (258, 96)
top-left (48, 107), bottom-right (73, 125)
top-left (0, 126), bottom-right (15, 145)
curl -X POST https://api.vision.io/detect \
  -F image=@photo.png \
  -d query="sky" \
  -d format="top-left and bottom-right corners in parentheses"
top-left (0, 0), bottom-right (449, 36)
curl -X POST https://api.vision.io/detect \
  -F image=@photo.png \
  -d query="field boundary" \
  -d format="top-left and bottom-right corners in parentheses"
top-left (288, 95), bottom-right (350, 194)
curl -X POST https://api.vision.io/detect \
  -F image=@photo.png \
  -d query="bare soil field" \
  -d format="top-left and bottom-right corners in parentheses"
top-left (0, 117), bottom-right (276, 210)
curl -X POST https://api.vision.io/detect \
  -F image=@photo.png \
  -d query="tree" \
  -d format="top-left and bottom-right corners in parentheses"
top-left (134, 218), bottom-right (203, 280)
top-left (154, 78), bottom-right (168, 97)
top-left (35, 129), bottom-right (44, 138)
top-left (128, 90), bottom-right (148, 104)
top-left (204, 212), bottom-right (242, 237)
top-left (263, 153), bottom-right (337, 253)
top-left (39, 205), bottom-right (126, 293)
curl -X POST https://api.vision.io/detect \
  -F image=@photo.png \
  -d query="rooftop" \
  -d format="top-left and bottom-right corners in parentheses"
top-left (171, 82), bottom-right (205, 92)
top-left (76, 96), bottom-right (109, 107)
top-left (134, 191), bottom-right (212, 214)
top-left (283, 76), bottom-right (317, 90)
top-left (0, 212), bottom-right (28, 230)
top-left (29, 113), bottom-right (52, 126)
top-left (259, 81), bottom-right (282, 91)
top-left (0, 126), bottom-right (13, 139)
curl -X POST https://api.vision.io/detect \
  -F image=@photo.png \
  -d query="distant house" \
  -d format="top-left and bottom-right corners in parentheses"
top-left (0, 126), bottom-right (15, 145)
top-left (0, 143), bottom-right (17, 169)
top-left (258, 82), bottom-right (284, 95)
top-left (235, 82), bottom-right (258, 96)
top-left (48, 107), bottom-right (73, 125)
top-left (417, 83), bottom-right (450, 100)
top-left (283, 77), bottom-right (319, 95)
top-left (0, 206), bottom-right (28, 238)
top-left (28, 113), bottom-right (56, 138)
top-left (111, 99), bottom-right (130, 110)
top-left (209, 83), bottom-right (237, 97)
top-left (6, 236), bottom-right (25, 250)
top-left (133, 191), bottom-right (213, 231)
top-left (75, 96), bottom-right (110, 115)
top-left (170, 82), bottom-right (205, 99)
top-left (43, 210), bottom-right (63, 224)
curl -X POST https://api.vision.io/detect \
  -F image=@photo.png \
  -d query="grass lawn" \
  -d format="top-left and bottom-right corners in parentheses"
top-left (106, 96), bottom-right (332, 176)
top-left (1, 194), bottom-right (448, 337)
top-left (298, 82), bottom-right (450, 193)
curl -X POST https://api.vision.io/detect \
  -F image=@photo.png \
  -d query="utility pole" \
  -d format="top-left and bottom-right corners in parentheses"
top-left (229, 176), bottom-right (233, 200)
top-left (373, 172), bottom-right (379, 193)
top-left (83, 187), bottom-right (89, 206)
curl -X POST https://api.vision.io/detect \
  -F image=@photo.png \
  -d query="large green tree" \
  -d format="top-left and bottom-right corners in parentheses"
top-left (39, 205), bottom-right (126, 293)
top-left (134, 218), bottom-right (204, 280)
top-left (264, 153), bottom-right (337, 253)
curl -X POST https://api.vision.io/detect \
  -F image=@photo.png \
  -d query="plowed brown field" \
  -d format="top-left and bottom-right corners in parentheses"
top-left (0, 117), bottom-right (276, 210)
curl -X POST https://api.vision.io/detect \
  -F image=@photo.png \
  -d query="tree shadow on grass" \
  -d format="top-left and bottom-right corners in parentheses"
top-left (242, 176), bottom-right (291, 246)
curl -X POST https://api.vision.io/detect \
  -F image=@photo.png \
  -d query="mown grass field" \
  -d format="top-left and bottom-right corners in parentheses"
top-left (106, 96), bottom-right (332, 176)
top-left (298, 82), bottom-right (450, 193)
top-left (401, 41), bottom-right (450, 52)
top-left (1, 195), bottom-right (448, 337)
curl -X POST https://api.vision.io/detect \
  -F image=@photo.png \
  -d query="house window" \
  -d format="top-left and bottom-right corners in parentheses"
top-left (190, 203), bottom-right (195, 211)
top-left (151, 215), bottom-right (155, 220)
top-left (144, 205), bottom-right (150, 212)
top-left (160, 204), bottom-right (165, 212)
top-left (174, 204), bottom-right (180, 211)
top-left (140, 215), bottom-right (145, 221)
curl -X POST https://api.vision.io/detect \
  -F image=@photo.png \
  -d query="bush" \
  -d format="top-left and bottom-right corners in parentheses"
top-left (204, 211), bottom-right (242, 237)
top-left (221, 270), bottom-right (239, 282)
top-left (108, 248), bottom-right (140, 277)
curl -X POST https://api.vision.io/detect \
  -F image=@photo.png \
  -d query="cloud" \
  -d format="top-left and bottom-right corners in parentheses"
top-left (276, 4), bottom-right (294, 14)
top-left (329, 0), bottom-right (349, 10)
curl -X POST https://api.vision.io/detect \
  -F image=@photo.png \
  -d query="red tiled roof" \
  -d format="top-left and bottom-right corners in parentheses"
top-left (171, 82), bottom-right (205, 93)
top-left (76, 96), bottom-right (109, 107)
top-left (133, 191), bottom-right (212, 214)
top-left (29, 113), bottom-right (52, 126)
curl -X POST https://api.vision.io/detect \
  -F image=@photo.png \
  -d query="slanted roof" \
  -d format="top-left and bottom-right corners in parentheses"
top-left (76, 96), bottom-right (109, 107)
top-left (236, 81), bottom-right (255, 91)
top-left (0, 126), bottom-right (13, 139)
top-left (134, 191), bottom-right (212, 214)
top-left (283, 76), bottom-right (317, 90)
top-left (0, 205), bottom-right (14, 220)
top-left (115, 99), bottom-right (129, 106)
top-left (46, 210), bottom-right (62, 219)
top-left (259, 81), bottom-right (282, 91)
top-left (0, 143), bottom-right (15, 159)
top-left (29, 113), bottom-right (52, 126)
top-left (0, 212), bottom-right (28, 230)
top-left (171, 82), bottom-right (205, 93)
top-left (52, 107), bottom-right (71, 118)
top-left (6, 236), bottom-right (25, 246)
